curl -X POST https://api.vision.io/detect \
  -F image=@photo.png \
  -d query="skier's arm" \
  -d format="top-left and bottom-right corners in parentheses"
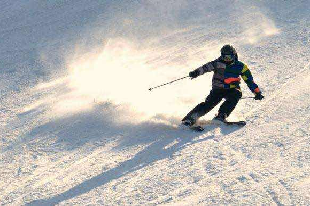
top-left (189, 61), bottom-right (215, 78)
top-left (241, 64), bottom-right (261, 94)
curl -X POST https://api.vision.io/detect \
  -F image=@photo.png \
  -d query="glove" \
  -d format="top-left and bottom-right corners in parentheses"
top-left (254, 92), bottom-right (264, 100)
top-left (189, 70), bottom-right (200, 79)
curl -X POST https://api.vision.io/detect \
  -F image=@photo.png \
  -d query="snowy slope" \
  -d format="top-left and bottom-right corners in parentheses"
top-left (1, 0), bottom-right (310, 205)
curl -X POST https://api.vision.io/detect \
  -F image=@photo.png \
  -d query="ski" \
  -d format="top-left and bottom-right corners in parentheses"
top-left (189, 125), bottom-right (205, 132)
top-left (180, 120), bottom-right (246, 132)
top-left (180, 123), bottom-right (205, 132)
top-left (223, 120), bottom-right (246, 126)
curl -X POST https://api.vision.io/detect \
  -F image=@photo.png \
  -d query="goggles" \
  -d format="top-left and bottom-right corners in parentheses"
top-left (222, 54), bottom-right (234, 62)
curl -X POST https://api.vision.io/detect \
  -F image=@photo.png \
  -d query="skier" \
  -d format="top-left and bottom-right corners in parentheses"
top-left (182, 45), bottom-right (264, 127)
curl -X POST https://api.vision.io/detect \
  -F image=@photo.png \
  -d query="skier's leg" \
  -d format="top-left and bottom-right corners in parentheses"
top-left (182, 89), bottom-right (224, 124)
top-left (218, 89), bottom-right (242, 117)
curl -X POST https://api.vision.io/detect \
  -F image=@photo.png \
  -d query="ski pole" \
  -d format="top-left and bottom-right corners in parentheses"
top-left (149, 76), bottom-right (189, 91)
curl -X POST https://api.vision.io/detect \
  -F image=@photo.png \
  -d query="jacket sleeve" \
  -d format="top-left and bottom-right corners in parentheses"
top-left (192, 61), bottom-right (215, 76)
top-left (241, 64), bottom-right (261, 93)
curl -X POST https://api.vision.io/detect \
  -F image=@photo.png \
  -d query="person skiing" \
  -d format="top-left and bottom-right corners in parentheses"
top-left (182, 44), bottom-right (264, 127)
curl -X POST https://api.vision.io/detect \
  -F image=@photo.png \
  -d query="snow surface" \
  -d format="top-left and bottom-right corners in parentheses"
top-left (1, 0), bottom-right (310, 205)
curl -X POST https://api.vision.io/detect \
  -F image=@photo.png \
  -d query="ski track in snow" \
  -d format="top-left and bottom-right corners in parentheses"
top-left (1, 0), bottom-right (310, 205)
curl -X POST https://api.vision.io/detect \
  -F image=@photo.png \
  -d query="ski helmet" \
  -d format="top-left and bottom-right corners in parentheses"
top-left (220, 45), bottom-right (237, 63)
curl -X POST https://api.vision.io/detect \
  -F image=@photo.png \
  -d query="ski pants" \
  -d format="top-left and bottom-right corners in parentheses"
top-left (183, 88), bottom-right (242, 121)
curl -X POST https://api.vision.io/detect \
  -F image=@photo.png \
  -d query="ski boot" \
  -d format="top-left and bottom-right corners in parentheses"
top-left (181, 117), bottom-right (204, 132)
top-left (181, 118), bottom-right (196, 127)
top-left (214, 113), bottom-right (246, 126)
top-left (213, 113), bottom-right (228, 123)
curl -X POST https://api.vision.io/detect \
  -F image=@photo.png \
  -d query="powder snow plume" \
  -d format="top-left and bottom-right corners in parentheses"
top-left (31, 0), bottom-right (280, 123)
top-left (62, 38), bottom-right (211, 123)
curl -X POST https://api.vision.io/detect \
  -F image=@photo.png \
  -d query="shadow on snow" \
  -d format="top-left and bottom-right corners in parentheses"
top-left (25, 102), bottom-right (242, 205)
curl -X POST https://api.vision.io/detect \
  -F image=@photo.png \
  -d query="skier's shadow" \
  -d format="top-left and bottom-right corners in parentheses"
top-left (26, 104), bottom-right (242, 206)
